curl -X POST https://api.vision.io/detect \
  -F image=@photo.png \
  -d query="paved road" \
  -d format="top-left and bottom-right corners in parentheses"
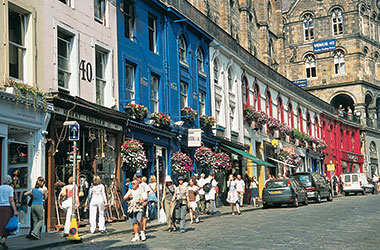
top-left (50, 194), bottom-right (380, 250)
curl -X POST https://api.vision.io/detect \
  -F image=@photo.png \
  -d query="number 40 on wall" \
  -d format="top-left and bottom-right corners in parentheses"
top-left (79, 60), bottom-right (93, 82)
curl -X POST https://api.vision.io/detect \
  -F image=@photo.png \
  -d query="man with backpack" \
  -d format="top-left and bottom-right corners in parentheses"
top-left (204, 173), bottom-right (218, 215)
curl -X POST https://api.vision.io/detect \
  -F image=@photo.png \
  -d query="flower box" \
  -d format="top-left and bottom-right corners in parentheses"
top-left (171, 152), bottom-right (193, 175)
top-left (181, 107), bottom-right (198, 123)
top-left (200, 115), bottom-right (216, 129)
top-left (149, 112), bottom-right (171, 129)
top-left (124, 103), bottom-right (148, 122)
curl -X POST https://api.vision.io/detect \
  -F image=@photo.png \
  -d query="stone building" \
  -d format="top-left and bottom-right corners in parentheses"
top-left (282, 0), bottom-right (380, 176)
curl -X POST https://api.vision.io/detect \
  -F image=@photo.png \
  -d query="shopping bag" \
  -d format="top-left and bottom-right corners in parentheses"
top-left (5, 216), bottom-right (19, 232)
top-left (158, 208), bottom-right (166, 223)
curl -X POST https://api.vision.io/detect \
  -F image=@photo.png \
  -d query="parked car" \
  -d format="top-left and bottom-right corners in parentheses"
top-left (343, 173), bottom-right (375, 195)
top-left (291, 172), bottom-right (333, 203)
top-left (262, 178), bottom-right (308, 209)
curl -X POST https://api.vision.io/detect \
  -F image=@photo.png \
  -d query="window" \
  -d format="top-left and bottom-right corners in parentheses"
top-left (305, 54), bottom-right (316, 78)
top-left (57, 30), bottom-right (73, 89)
top-left (242, 78), bottom-right (249, 105)
top-left (254, 84), bottom-right (261, 111)
top-left (213, 59), bottom-right (219, 84)
top-left (199, 91), bottom-right (206, 115)
top-left (288, 103), bottom-right (294, 128)
top-left (278, 97), bottom-right (284, 123)
top-left (266, 91), bottom-right (272, 117)
top-left (94, 0), bottom-right (105, 24)
top-left (315, 117), bottom-right (320, 138)
top-left (123, 0), bottom-right (134, 39)
top-left (364, 47), bottom-right (370, 74)
top-left (125, 63), bottom-right (135, 103)
top-left (268, 38), bottom-right (274, 58)
top-left (180, 81), bottom-right (188, 109)
top-left (334, 50), bottom-right (345, 74)
top-left (375, 53), bottom-right (380, 79)
top-left (306, 112), bottom-right (311, 135)
top-left (151, 75), bottom-right (159, 112)
top-left (228, 67), bottom-right (234, 92)
top-left (298, 108), bottom-right (303, 132)
top-left (179, 35), bottom-right (187, 64)
top-left (371, 13), bottom-right (376, 40)
top-left (332, 8), bottom-right (343, 35)
top-left (267, 1), bottom-right (271, 21)
top-left (9, 9), bottom-right (26, 81)
top-left (95, 49), bottom-right (107, 105)
top-left (148, 14), bottom-right (157, 53)
top-left (197, 48), bottom-right (204, 73)
top-left (303, 13), bottom-right (314, 41)
top-left (230, 106), bottom-right (235, 132)
top-left (215, 100), bottom-right (221, 124)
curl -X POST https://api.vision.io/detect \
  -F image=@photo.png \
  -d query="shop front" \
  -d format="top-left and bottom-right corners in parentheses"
top-left (340, 150), bottom-right (364, 174)
top-left (0, 90), bottom-right (50, 235)
top-left (306, 149), bottom-right (324, 174)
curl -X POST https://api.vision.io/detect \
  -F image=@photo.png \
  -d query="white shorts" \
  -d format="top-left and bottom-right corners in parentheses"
top-left (189, 201), bottom-right (197, 209)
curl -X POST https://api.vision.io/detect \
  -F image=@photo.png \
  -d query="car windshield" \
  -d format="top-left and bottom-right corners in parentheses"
top-left (352, 175), bottom-right (359, 183)
top-left (266, 180), bottom-right (288, 188)
top-left (293, 175), bottom-right (312, 187)
top-left (344, 175), bottom-right (351, 182)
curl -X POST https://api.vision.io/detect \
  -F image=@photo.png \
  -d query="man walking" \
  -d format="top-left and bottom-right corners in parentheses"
top-left (236, 175), bottom-right (245, 207)
top-left (205, 173), bottom-right (218, 215)
top-left (197, 173), bottom-right (206, 214)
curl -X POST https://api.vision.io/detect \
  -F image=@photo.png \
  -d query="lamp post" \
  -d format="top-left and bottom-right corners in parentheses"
top-left (271, 139), bottom-right (279, 176)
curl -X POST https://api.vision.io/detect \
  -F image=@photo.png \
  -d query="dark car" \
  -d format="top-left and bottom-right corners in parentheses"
top-left (262, 178), bottom-right (308, 209)
top-left (291, 172), bottom-right (333, 203)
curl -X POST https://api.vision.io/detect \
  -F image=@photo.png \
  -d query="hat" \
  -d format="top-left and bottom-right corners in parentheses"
top-left (136, 172), bottom-right (142, 178)
top-left (2, 175), bottom-right (12, 185)
top-left (178, 176), bottom-right (184, 181)
top-left (165, 175), bottom-right (173, 183)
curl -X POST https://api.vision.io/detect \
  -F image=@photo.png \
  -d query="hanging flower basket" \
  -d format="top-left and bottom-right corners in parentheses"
top-left (285, 153), bottom-right (302, 168)
top-left (268, 117), bottom-right (281, 130)
top-left (279, 123), bottom-right (291, 138)
top-left (124, 103), bottom-right (149, 122)
top-left (252, 111), bottom-right (268, 129)
top-left (121, 139), bottom-right (148, 171)
top-left (181, 107), bottom-right (198, 123)
top-left (243, 104), bottom-right (255, 124)
top-left (213, 152), bottom-right (232, 172)
top-left (171, 152), bottom-right (193, 175)
top-left (149, 112), bottom-right (171, 129)
top-left (194, 146), bottom-right (215, 170)
top-left (316, 139), bottom-right (327, 152)
top-left (200, 115), bottom-right (216, 129)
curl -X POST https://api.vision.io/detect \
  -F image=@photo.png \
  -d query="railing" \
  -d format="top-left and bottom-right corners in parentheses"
top-left (336, 111), bottom-right (360, 124)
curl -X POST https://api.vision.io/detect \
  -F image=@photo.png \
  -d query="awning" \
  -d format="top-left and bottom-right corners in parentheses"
top-left (222, 144), bottom-right (274, 167)
top-left (267, 157), bottom-right (299, 168)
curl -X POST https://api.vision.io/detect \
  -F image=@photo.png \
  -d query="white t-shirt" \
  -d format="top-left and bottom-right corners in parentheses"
top-left (204, 177), bottom-right (218, 201)
top-left (198, 178), bottom-right (206, 195)
top-left (124, 188), bottom-right (148, 200)
top-left (236, 179), bottom-right (245, 192)
top-left (0, 185), bottom-right (13, 206)
top-left (139, 182), bottom-right (149, 193)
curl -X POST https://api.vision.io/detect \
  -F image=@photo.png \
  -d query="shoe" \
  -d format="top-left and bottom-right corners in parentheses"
top-left (172, 226), bottom-right (177, 231)
top-left (0, 241), bottom-right (8, 250)
top-left (232, 212), bottom-right (235, 216)
top-left (238, 212), bottom-right (241, 215)
top-left (180, 229), bottom-right (185, 233)
top-left (63, 234), bottom-right (68, 238)
top-left (190, 221), bottom-right (193, 224)
top-left (195, 218), bottom-right (199, 223)
top-left (131, 234), bottom-right (140, 242)
top-left (167, 228), bottom-right (173, 232)
top-left (25, 234), bottom-right (31, 238)
top-left (140, 231), bottom-right (146, 241)
top-left (100, 230), bottom-right (107, 233)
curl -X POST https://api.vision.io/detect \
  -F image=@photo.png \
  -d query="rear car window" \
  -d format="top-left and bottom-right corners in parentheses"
top-left (344, 175), bottom-right (351, 182)
top-left (266, 180), bottom-right (287, 188)
top-left (293, 175), bottom-right (312, 187)
top-left (352, 175), bottom-right (359, 182)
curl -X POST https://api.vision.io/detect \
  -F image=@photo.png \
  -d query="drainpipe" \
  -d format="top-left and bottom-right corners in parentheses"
top-left (163, 16), bottom-right (170, 114)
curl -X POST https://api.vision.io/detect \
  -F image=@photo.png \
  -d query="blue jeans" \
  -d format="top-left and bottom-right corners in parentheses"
top-left (175, 205), bottom-right (187, 230)
top-left (148, 201), bottom-right (157, 220)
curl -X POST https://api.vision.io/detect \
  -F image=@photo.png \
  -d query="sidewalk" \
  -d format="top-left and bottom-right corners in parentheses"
top-left (7, 204), bottom-right (260, 250)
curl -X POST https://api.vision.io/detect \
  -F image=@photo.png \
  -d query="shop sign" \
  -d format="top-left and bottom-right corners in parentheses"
top-left (341, 150), bottom-right (364, 163)
top-left (188, 129), bottom-right (202, 147)
top-left (327, 164), bottom-right (335, 171)
top-left (292, 79), bottom-right (307, 87)
top-left (347, 154), bottom-right (358, 162)
top-left (283, 147), bottom-right (295, 154)
top-left (313, 39), bottom-right (336, 53)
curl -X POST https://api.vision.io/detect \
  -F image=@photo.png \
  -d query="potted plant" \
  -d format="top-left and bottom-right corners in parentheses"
top-left (279, 123), bottom-right (291, 139)
top-left (149, 112), bottom-right (171, 129)
top-left (200, 115), bottom-right (216, 129)
top-left (124, 103), bottom-right (149, 122)
top-left (243, 104), bottom-right (255, 124)
top-left (121, 139), bottom-right (148, 171)
top-left (285, 153), bottom-right (302, 168)
top-left (171, 152), bottom-right (193, 175)
top-left (181, 107), bottom-right (198, 123)
top-left (268, 117), bottom-right (281, 131)
top-left (253, 111), bottom-right (268, 129)
top-left (213, 152), bottom-right (232, 172)
top-left (194, 146), bottom-right (215, 171)
top-left (5, 79), bottom-right (47, 110)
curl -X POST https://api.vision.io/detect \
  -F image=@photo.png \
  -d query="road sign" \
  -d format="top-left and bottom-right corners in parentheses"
top-left (69, 124), bottom-right (80, 141)
top-left (327, 164), bottom-right (335, 171)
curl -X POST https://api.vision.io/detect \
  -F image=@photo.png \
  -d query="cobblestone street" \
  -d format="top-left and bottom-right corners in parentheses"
top-left (49, 195), bottom-right (380, 250)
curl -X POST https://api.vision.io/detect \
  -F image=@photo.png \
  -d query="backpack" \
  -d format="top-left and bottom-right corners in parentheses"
top-left (203, 179), bottom-right (213, 193)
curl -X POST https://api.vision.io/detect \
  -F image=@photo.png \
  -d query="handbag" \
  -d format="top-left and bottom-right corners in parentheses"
top-left (5, 216), bottom-right (19, 232)
top-left (158, 208), bottom-right (167, 223)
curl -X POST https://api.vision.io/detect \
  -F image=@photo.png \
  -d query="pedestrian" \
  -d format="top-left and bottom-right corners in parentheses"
top-left (135, 173), bottom-right (149, 234)
top-left (188, 179), bottom-right (199, 224)
top-left (227, 175), bottom-right (241, 215)
top-left (24, 177), bottom-right (48, 239)
top-left (161, 175), bottom-right (176, 232)
top-left (204, 173), bottom-right (218, 215)
top-left (236, 175), bottom-right (245, 206)
top-left (58, 177), bottom-right (79, 237)
top-left (0, 175), bottom-right (18, 249)
top-left (197, 173), bottom-right (206, 214)
top-left (337, 104), bottom-right (344, 117)
top-left (147, 176), bottom-right (157, 221)
top-left (88, 176), bottom-right (107, 234)
top-left (172, 176), bottom-right (189, 233)
top-left (250, 176), bottom-right (259, 207)
top-left (124, 180), bottom-right (147, 242)
top-left (244, 175), bottom-right (251, 205)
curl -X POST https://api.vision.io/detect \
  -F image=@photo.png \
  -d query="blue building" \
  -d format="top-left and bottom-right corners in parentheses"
top-left (117, 0), bottom-right (214, 182)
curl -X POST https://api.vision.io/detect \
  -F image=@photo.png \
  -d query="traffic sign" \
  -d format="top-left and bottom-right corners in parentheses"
top-left (327, 164), bottom-right (335, 171)
top-left (69, 124), bottom-right (80, 141)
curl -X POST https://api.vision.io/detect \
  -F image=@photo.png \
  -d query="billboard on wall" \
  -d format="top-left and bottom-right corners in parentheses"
top-left (313, 39), bottom-right (336, 53)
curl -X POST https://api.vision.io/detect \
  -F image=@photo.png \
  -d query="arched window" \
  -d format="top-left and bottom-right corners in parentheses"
top-left (364, 47), bottom-right (370, 74)
top-left (315, 117), bottom-right (320, 138)
top-left (305, 54), bottom-right (316, 78)
top-left (371, 12), bottom-right (376, 40)
top-left (334, 49), bottom-right (345, 74)
top-left (268, 1), bottom-right (272, 21)
top-left (178, 35), bottom-right (187, 63)
top-left (277, 97), bottom-right (284, 123)
top-left (306, 112), bottom-right (312, 135)
top-left (288, 103), bottom-right (294, 128)
top-left (213, 59), bottom-right (219, 85)
top-left (298, 107), bottom-right (303, 132)
top-left (268, 38), bottom-right (274, 58)
top-left (332, 8), bottom-right (343, 35)
top-left (375, 53), bottom-right (380, 79)
top-left (242, 77), bottom-right (249, 105)
top-left (266, 90), bottom-right (272, 117)
top-left (197, 47), bottom-right (204, 73)
top-left (228, 67), bottom-right (234, 92)
top-left (303, 13), bottom-right (314, 41)
top-left (254, 83), bottom-right (261, 111)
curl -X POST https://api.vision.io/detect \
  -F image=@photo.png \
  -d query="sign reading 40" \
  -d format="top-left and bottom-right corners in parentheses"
top-left (79, 60), bottom-right (93, 82)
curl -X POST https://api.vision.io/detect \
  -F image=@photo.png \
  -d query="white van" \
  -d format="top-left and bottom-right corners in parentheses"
top-left (342, 173), bottom-right (375, 195)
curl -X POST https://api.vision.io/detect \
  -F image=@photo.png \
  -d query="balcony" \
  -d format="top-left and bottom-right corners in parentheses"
top-left (336, 111), bottom-right (360, 124)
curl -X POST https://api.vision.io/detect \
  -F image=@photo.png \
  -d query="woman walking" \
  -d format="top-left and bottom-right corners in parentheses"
top-left (188, 179), bottom-right (199, 224)
top-left (58, 177), bottom-right (79, 237)
top-left (147, 176), bottom-right (157, 220)
top-left (250, 176), bottom-right (259, 207)
top-left (25, 177), bottom-right (48, 239)
top-left (161, 175), bottom-right (176, 232)
top-left (172, 176), bottom-right (189, 233)
top-left (0, 175), bottom-right (18, 249)
top-left (226, 175), bottom-right (241, 215)
top-left (88, 176), bottom-right (107, 234)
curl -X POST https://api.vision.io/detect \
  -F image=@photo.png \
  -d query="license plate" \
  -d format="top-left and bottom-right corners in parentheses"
top-left (271, 191), bottom-right (282, 194)
top-left (345, 184), bottom-right (351, 187)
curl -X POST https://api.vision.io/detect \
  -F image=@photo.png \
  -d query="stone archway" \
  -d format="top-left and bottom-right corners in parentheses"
top-left (330, 93), bottom-right (355, 112)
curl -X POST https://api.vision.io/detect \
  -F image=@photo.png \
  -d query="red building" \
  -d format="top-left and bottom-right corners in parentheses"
top-left (320, 113), bottom-right (363, 177)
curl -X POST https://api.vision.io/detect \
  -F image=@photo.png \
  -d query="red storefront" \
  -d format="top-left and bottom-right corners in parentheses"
top-left (320, 113), bottom-right (363, 177)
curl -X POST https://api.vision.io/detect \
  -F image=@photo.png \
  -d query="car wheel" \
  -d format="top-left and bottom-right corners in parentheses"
top-left (293, 197), bottom-right (299, 207)
top-left (263, 203), bottom-right (268, 209)
top-left (344, 191), bottom-right (348, 196)
top-left (304, 197), bottom-right (309, 206)
top-left (316, 193), bottom-right (321, 203)
top-left (362, 190), bottom-right (366, 195)
top-left (327, 192), bottom-right (333, 202)
top-left (372, 188), bottom-right (375, 195)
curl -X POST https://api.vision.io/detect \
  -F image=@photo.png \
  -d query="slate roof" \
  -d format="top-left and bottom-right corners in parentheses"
top-left (282, 0), bottom-right (297, 13)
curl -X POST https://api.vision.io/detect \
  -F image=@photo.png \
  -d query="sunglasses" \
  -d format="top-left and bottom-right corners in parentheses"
top-left (132, 182), bottom-right (138, 185)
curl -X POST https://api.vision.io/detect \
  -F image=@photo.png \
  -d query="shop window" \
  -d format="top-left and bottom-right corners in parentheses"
top-left (304, 54), bottom-right (316, 78)
top-left (334, 49), bottom-right (345, 74)
top-left (9, 9), bottom-right (26, 81)
top-left (148, 14), bottom-right (157, 53)
top-left (199, 91), bottom-right (205, 115)
top-left (151, 75), bottom-right (159, 112)
top-left (57, 30), bottom-right (74, 89)
top-left (95, 48), bottom-right (107, 106)
top-left (94, 0), bottom-right (105, 24)
top-left (197, 48), bottom-right (205, 73)
top-left (123, 0), bottom-right (134, 40)
top-left (8, 142), bottom-right (28, 189)
top-left (303, 13), bottom-right (314, 41)
top-left (125, 63), bottom-right (135, 103)
top-left (178, 35), bottom-right (187, 64)
top-left (332, 8), bottom-right (343, 35)
top-left (180, 81), bottom-right (188, 109)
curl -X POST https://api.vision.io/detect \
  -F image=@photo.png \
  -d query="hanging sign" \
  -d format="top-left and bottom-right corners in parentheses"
top-left (188, 129), bottom-right (202, 147)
